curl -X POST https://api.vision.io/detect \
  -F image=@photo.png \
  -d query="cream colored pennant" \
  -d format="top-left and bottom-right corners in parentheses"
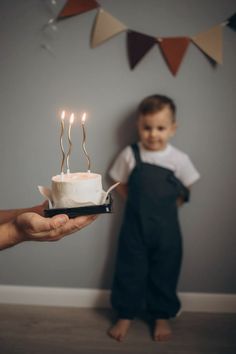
top-left (192, 25), bottom-right (223, 64)
top-left (91, 8), bottom-right (127, 48)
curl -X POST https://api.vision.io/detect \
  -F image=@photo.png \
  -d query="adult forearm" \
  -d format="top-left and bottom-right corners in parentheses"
top-left (0, 221), bottom-right (23, 250)
top-left (0, 209), bottom-right (30, 224)
top-left (0, 204), bottom-right (45, 224)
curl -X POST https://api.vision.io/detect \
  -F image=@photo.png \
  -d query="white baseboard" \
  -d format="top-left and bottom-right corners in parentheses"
top-left (0, 286), bottom-right (109, 308)
top-left (0, 285), bottom-right (236, 313)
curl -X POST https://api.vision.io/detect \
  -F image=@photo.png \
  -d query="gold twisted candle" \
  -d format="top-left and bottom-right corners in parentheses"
top-left (81, 112), bottom-right (91, 173)
top-left (66, 113), bottom-right (74, 174)
top-left (60, 110), bottom-right (66, 175)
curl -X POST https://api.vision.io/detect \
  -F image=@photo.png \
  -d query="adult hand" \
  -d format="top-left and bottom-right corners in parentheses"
top-left (1, 201), bottom-right (97, 249)
top-left (15, 211), bottom-right (97, 242)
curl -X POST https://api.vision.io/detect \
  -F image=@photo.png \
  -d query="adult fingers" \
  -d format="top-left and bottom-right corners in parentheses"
top-left (18, 212), bottom-right (69, 233)
top-left (30, 200), bottom-right (49, 216)
top-left (49, 214), bottom-right (98, 238)
top-left (28, 214), bottom-right (97, 240)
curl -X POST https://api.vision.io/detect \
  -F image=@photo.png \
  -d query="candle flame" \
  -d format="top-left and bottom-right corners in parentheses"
top-left (70, 113), bottom-right (75, 124)
top-left (81, 112), bottom-right (86, 124)
top-left (61, 110), bottom-right (65, 120)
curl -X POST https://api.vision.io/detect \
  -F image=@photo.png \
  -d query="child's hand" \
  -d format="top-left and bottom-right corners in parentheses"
top-left (176, 197), bottom-right (185, 207)
top-left (177, 187), bottom-right (190, 207)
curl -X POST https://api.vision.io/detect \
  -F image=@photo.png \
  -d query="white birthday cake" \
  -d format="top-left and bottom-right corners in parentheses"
top-left (38, 108), bottom-right (120, 209)
top-left (52, 172), bottom-right (102, 208)
top-left (38, 173), bottom-right (119, 209)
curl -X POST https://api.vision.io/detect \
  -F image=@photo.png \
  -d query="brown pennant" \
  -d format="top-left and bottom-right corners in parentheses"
top-left (58, 0), bottom-right (99, 20)
top-left (158, 37), bottom-right (190, 75)
top-left (127, 31), bottom-right (156, 69)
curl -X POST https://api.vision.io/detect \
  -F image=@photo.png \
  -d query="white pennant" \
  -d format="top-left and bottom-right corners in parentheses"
top-left (192, 25), bottom-right (223, 64)
top-left (91, 9), bottom-right (127, 48)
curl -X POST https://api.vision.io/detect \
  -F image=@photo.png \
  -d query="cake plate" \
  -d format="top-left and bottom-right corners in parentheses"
top-left (44, 195), bottom-right (113, 218)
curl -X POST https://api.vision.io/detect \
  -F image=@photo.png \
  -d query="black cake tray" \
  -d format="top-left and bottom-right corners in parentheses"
top-left (44, 195), bottom-right (113, 218)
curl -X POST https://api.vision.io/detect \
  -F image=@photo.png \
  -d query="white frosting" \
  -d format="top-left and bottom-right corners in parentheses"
top-left (51, 172), bottom-right (102, 208)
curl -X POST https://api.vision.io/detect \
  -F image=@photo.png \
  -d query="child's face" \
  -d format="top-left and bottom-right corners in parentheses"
top-left (137, 106), bottom-right (176, 151)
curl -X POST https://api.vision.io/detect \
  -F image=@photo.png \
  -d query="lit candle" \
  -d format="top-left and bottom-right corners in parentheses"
top-left (60, 110), bottom-right (66, 175)
top-left (81, 112), bottom-right (91, 173)
top-left (66, 113), bottom-right (74, 174)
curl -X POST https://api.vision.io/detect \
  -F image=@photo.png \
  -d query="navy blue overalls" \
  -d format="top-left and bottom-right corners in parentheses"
top-left (111, 143), bottom-right (189, 319)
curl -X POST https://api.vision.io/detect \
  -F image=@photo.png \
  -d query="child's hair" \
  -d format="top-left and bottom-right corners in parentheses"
top-left (138, 94), bottom-right (176, 121)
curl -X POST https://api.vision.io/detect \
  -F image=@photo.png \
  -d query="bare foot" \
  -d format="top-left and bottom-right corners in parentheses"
top-left (153, 319), bottom-right (172, 341)
top-left (108, 319), bottom-right (131, 342)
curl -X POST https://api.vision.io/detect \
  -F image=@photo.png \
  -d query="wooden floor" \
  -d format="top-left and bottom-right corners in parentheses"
top-left (0, 305), bottom-right (235, 354)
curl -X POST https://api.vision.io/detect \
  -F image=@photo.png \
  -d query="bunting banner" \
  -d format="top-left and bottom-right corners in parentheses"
top-left (226, 13), bottom-right (236, 31)
top-left (157, 37), bottom-right (190, 75)
top-left (127, 31), bottom-right (156, 69)
top-left (58, 0), bottom-right (99, 20)
top-left (42, 2), bottom-right (236, 76)
top-left (191, 25), bottom-right (223, 64)
top-left (91, 9), bottom-right (127, 48)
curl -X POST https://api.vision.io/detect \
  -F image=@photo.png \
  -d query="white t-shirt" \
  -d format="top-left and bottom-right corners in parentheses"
top-left (109, 142), bottom-right (200, 187)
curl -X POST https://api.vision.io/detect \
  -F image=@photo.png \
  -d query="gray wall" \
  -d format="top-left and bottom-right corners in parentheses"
top-left (0, 0), bottom-right (235, 293)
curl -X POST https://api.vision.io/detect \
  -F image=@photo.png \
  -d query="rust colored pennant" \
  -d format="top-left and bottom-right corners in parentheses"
top-left (191, 25), bottom-right (223, 64)
top-left (127, 31), bottom-right (156, 69)
top-left (226, 13), bottom-right (236, 31)
top-left (91, 9), bottom-right (127, 48)
top-left (58, 0), bottom-right (99, 20)
top-left (158, 37), bottom-right (190, 75)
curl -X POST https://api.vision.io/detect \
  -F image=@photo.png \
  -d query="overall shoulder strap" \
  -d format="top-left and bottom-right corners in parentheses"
top-left (131, 143), bottom-right (142, 165)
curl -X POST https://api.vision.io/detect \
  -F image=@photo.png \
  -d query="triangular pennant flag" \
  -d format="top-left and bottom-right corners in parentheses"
top-left (226, 12), bottom-right (236, 31)
top-left (191, 25), bottom-right (223, 64)
top-left (91, 9), bottom-right (127, 48)
top-left (127, 31), bottom-right (156, 69)
top-left (158, 37), bottom-right (190, 75)
top-left (58, 0), bottom-right (99, 20)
